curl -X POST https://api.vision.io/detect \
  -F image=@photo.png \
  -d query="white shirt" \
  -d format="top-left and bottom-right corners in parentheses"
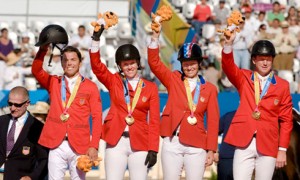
top-left (187, 77), bottom-right (198, 92)
top-left (3, 65), bottom-right (31, 90)
top-left (257, 72), bottom-right (270, 91)
top-left (65, 74), bottom-right (80, 92)
top-left (128, 76), bottom-right (140, 90)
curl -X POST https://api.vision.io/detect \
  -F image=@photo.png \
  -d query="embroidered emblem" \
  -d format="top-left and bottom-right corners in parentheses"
top-left (22, 146), bottom-right (30, 155)
top-left (274, 99), bottom-right (279, 105)
top-left (79, 98), bottom-right (85, 105)
top-left (142, 96), bottom-right (147, 102)
top-left (200, 97), bottom-right (205, 102)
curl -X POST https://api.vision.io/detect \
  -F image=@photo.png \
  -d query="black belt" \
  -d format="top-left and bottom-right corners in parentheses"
top-left (122, 132), bottom-right (130, 138)
top-left (63, 136), bottom-right (68, 141)
top-left (172, 131), bottom-right (180, 136)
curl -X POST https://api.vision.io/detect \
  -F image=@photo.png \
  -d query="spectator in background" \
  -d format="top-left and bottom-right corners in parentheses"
top-left (69, 25), bottom-right (92, 79)
top-left (232, 21), bottom-right (253, 69)
top-left (0, 28), bottom-right (14, 90)
top-left (267, 2), bottom-right (285, 24)
top-left (285, 6), bottom-right (297, 20)
top-left (241, 4), bottom-right (256, 35)
top-left (287, 16), bottom-right (300, 36)
top-left (0, 86), bottom-right (48, 180)
top-left (28, 101), bottom-right (50, 124)
top-left (3, 49), bottom-right (32, 90)
top-left (272, 21), bottom-right (298, 71)
top-left (18, 32), bottom-right (36, 66)
top-left (192, 0), bottom-right (212, 35)
top-left (253, 24), bottom-right (274, 42)
top-left (267, 18), bottom-right (282, 37)
top-left (0, 28), bottom-right (14, 62)
top-left (214, 110), bottom-right (236, 180)
top-left (212, 0), bottom-right (231, 26)
top-left (207, 32), bottom-right (225, 69)
top-left (253, 11), bottom-right (269, 34)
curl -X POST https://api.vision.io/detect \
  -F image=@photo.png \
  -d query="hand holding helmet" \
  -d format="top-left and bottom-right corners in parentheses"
top-left (35, 24), bottom-right (69, 66)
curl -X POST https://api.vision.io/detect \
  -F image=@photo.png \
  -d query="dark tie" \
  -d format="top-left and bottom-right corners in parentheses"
top-left (6, 118), bottom-right (17, 152)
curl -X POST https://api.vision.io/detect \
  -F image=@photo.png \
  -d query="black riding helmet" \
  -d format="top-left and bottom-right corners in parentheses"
top-left (251, 40), bottom-right (276, 58)
top-left (35, 24), bottom-right (69, 66)
top-left (177, 43), bottom-right (203, 63)
top-left (177, 43), bottom-right (203, 79)
top-left (35, 24), bottom-right (68, 47)
top-left (115, 44), bottom-right (141, 72)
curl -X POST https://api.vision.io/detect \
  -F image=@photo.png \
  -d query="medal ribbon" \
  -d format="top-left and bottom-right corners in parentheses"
top-left (61, 76), bottom-right (82, 114)
top-left (254, 71), bottom-right (273, 111)
top-left (123, 78), bottom-right (143, 117)
top-left (184, 77), bottom-right (201, 117)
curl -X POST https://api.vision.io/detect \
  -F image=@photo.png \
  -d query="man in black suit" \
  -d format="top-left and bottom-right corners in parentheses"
top-left (0, 86), bottom-right (48, 180)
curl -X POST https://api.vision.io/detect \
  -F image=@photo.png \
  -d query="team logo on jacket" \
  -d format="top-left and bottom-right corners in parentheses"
top-left (79, 98), bottom-right (85, 105)
top-left (142, 96), bottom-right (147, 102)
top-left (22, 146), bottom-right (30, 155)
top-left (274, 99), bottom-right (279, 105)
top-left (200, 97), bottom-right (205, 102)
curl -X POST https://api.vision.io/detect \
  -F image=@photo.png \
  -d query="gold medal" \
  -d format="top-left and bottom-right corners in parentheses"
top-left (252, 111), bottom-right (260, 120)
top-left (60, 113), bottom-right (70, 122)
top-left (125, 116), bottom-right (134, 125)
top-left (187, 116), bottom-right (197, 125)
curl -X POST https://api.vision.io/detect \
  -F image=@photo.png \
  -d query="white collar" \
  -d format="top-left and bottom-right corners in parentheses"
top-left (127, 75), bottom-right (140, 82)
top-left (65, 74), bottom-right (80, 83)
top-left (13, 111), bottom-right (28, 125)
top-left (256, 72), bottom-right (270, 81)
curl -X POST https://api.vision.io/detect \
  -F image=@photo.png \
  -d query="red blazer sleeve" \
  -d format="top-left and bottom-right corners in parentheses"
top-left (148, 48), bottom-right (173, 89)
top-left (222, 50), bottom-right (243, 89)
top-left (89, 83), bottom-right (103, 150)
top-left (206, 86), bottom-right (220, 151)
top-left (148, 84), bottom-right (160, 152)
top-left (89, 50), bottom-right (115, 90)
top-left (278, 86), bottom-right (293, 148)
top-left (31, 49), bottom-right (51, 90)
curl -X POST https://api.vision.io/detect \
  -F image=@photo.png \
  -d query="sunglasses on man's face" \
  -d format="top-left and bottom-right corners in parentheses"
top-left (7, 100), bottom-right (28, 108)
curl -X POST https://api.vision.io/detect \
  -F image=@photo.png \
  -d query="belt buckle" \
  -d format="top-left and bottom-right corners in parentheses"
top-left (122, 131), bottom-right (130, 138)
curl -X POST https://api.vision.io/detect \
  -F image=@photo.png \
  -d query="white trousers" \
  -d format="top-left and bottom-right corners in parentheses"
top-left (233, 137), bottom-right (276, 180)
top-left (48, 140), bottom-right (85, 180)
top-left (105, 136), bottom-right (148, 180)
top-left (161, 136), bottom-right (207, 180)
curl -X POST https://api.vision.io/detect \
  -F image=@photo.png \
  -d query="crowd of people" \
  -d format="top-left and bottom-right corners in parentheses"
top-left (0, 0), bottom-right (298, 180)
top-left (183, 0), bottom-right (300, 93)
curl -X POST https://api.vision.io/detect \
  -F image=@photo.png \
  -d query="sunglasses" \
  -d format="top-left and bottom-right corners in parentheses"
top-left (8, 100), bottom-right (29, 108)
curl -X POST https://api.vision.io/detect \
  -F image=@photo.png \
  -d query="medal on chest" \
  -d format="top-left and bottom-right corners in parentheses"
top-left (252, 72), bottom-right (273, 120)
top-left (184, 77), bottom-right (201, 125)
top-left (123, 78), bottom-right (143, 125)
top-left (60, 76), bottom-right (81, 122)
